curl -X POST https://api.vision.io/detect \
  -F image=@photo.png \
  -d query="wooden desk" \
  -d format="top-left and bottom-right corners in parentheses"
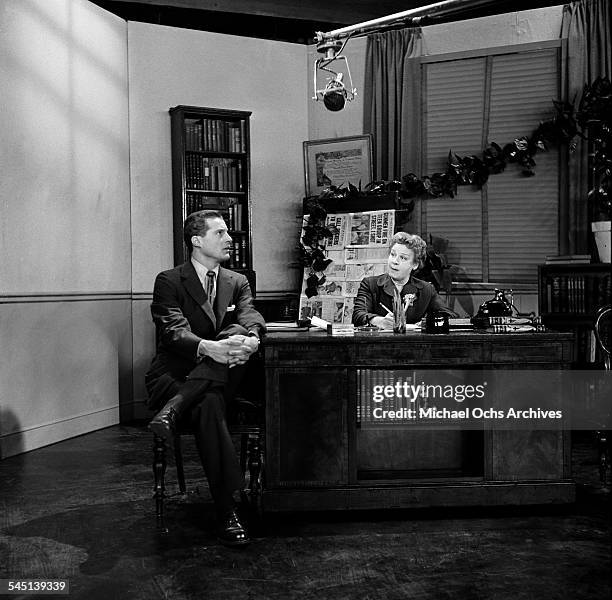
top-left (263, 330), bottom-right (574, 512)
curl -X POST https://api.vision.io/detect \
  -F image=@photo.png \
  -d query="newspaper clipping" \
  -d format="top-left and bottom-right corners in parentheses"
top-left (299, 210), bottom-right (394, 324)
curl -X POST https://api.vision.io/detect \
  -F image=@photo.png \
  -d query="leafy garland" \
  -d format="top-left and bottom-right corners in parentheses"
top-left (362, 94), bottom-right (579, 201)
top-left (299, 77), bottom-right (612, 297)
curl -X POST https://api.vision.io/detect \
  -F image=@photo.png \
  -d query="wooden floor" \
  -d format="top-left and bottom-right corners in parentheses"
top-left (0, 425), bottom-right (610, 600)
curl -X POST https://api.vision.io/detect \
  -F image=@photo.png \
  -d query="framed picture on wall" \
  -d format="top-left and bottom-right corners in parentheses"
top-left (303, 134), bottom-right (373, 197)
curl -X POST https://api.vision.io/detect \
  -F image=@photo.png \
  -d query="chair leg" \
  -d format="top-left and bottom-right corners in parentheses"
top-left (240, 432), bottom-right (249, 475)
top-left (152, 434), bottom-right (168, 534)
top-left (596, 430), bottom-right (609, 486)
top-left (247, 430), bottom-right (264, 518)
top-left (174, 434), bottom-right (186, 494)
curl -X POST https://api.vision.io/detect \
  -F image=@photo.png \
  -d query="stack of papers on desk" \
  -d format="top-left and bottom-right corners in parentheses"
top-left (330, 323), bottom-right (355, 336)
top-left (266, 322), bottom-right (309, 332)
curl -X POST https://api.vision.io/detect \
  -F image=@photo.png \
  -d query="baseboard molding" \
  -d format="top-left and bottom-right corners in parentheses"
top-left (0, 406), bottom-right (119, 459)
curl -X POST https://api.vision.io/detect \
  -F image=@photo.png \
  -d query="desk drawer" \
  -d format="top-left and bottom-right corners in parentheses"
top-left (490, 344), bottom-right (565, 363)
top-left (355, 342), bottom-right (486, 365)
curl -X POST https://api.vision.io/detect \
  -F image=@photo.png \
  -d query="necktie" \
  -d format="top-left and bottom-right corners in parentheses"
top-left (205, 271), bottom-right (216, 306)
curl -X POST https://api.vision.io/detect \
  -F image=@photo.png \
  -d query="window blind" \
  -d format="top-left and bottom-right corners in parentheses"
top-left (487, 49), bottom-right (559, 283)
top-left (424, 58), bottom-right (486, 281)
top-left (422, 47), bottom-right (560, 285)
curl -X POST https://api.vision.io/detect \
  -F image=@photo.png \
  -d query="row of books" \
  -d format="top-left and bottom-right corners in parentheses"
top-left (543, 274), bottom-right (611, 314)
top-left (185, 155), bottom-right (244, 192)
top-left (185, 194), bottom-right (245, 230)
top-left (225, 235), bottom-right (249, 270)
top-left (357, 369), bottom-right (416, 425)
top-left (185, 119), bottom-right (246, 153)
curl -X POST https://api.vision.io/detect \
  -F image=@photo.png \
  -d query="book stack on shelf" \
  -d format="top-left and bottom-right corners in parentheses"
top-left (170, 106), bottom-right (253, 285)
top-left (538, 262), bottom-right (612, 365)
top-left (544, 254), bottom-right (592, 265)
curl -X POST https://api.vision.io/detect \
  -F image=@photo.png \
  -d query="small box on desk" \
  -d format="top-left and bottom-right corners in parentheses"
top-left (327, 323), bottom-right (355, 337)
top-left (309, 315), bottom-right (355, 336)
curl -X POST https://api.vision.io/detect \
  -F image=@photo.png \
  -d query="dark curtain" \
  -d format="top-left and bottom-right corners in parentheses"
top-left (561, 0), bottom-right (611, 254)
top-left (363, 28), bottom-right (423, 181)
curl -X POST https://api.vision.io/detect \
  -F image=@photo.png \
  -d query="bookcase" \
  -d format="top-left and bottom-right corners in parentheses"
top-left (538, 263), bottom-right (611, 364)
top-left (169, 105), bottom-right (254, 289)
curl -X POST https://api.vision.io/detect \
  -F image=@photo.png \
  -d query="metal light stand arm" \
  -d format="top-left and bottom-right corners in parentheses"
top-left (316, 0), bottom-right (495, 43)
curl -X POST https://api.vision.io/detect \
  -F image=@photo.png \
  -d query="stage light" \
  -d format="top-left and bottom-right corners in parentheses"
top-left (312, 39), bottom-right (356, 111)
top-left (322, 74), bottom-right (348, 111)
top-left (312, 0), bottom-right (496, 111)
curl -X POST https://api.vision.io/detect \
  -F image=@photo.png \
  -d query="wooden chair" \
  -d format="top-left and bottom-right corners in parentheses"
top-left (151, 394), bottom-right (264, 534)
top-left (593, 304), bottom-right (611, 485)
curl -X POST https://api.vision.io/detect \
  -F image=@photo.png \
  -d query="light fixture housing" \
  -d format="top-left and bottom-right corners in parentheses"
top-left (312, 39), bottom-right (356, 111)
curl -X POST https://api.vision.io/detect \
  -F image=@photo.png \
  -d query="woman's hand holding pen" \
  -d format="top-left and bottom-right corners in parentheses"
top-left (370, 302), bottom-right (395, 330)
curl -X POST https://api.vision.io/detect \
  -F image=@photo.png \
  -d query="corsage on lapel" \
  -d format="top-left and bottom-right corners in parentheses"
top-left (403, 293), bottom-right (417, 312)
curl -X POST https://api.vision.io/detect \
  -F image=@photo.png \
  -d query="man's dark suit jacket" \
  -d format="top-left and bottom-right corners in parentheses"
top-left (352, 273), bottom-right (455, 326)
top-left (145, 260), bottom-right (266, 410)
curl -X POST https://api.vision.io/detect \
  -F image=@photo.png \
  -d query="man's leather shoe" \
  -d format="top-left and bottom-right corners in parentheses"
top-left (148, 406), bottom-right (179, 441)
top-left (216, 510), bottom-right (250, 547)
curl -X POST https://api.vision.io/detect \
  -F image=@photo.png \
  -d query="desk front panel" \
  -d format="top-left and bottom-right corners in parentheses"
top-left (263, 331), bottom-right (574, 510)
top-left (266, 367), bottom-right (349, 488)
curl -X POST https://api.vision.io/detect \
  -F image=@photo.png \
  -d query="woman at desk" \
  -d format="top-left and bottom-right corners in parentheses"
top-left (352, 232), bottom-right (455, 329)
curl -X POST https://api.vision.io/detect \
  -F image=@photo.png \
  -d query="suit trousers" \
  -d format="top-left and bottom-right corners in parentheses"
top-left (178, 374), bottom-right (246, 513)
top-left (147, 324), bottom-right (251, 513)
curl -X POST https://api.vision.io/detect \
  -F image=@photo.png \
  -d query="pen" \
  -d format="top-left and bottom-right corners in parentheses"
top-left (379, 302), bottom-right (393, 316)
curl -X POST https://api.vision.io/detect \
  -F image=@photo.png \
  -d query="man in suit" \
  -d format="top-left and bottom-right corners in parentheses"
top-left (352, 231), bottom-right (455, 328)
top-left (145, 210), bottom-right (266, 547)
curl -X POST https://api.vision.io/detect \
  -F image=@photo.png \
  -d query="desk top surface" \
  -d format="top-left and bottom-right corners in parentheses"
top-left (263, 329), bottom-right (573, 345)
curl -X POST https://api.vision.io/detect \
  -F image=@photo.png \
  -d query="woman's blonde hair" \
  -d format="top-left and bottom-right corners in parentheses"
top-left (389, 232), bottom-right (427, 269)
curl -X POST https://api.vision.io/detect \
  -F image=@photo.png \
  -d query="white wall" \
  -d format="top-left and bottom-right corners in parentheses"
top-left (128, 23), bottom-right (309, 294)
top-left (423, 6), bottom-right (564, 54)
top-left (0, 0), bottom-right (130, 457)
top-left (307, 36), bottom-right (368, 141)
top-left (127, 23), bottom-right (309, 408)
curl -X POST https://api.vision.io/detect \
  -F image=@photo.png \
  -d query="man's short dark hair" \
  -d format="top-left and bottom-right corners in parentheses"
top-left (184, 210), bottom-right (223, 252)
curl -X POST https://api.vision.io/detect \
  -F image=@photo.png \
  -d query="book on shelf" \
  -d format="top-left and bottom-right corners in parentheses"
top-left (185, 120), bottom-right (203, 151)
